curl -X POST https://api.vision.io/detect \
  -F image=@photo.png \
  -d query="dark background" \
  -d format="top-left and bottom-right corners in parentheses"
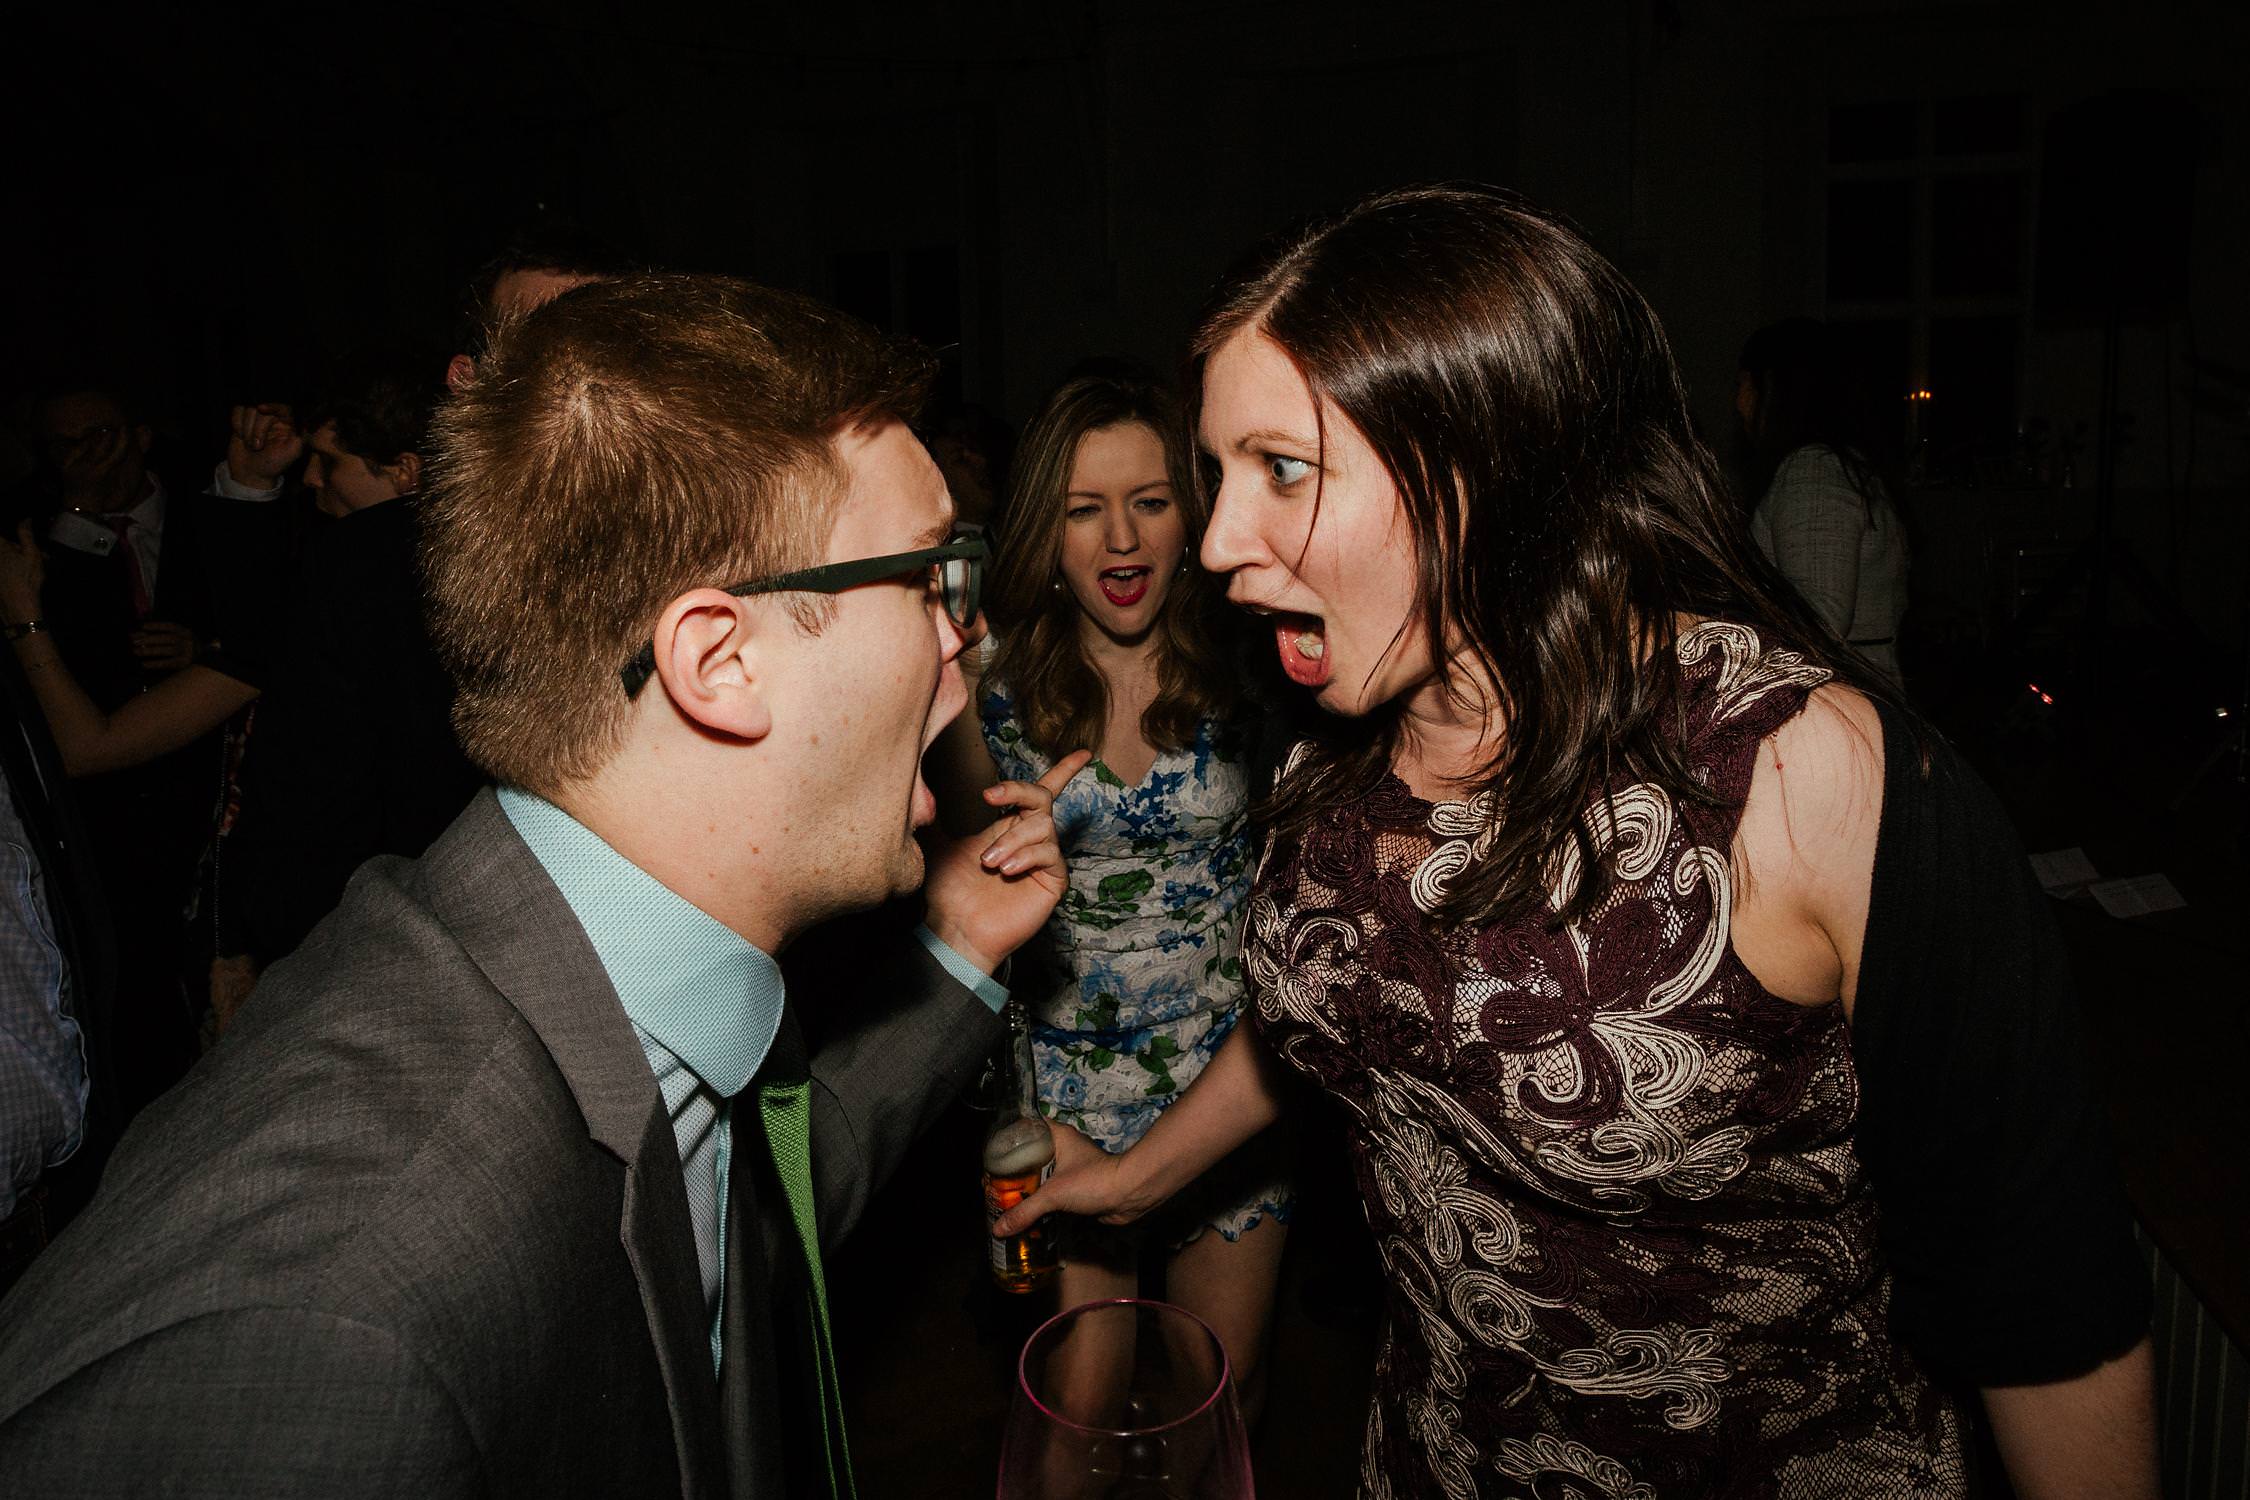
top-left (6, 1), bottom-right (2243, 564)
top-left (6, 3), bottom-right (2247, 1491)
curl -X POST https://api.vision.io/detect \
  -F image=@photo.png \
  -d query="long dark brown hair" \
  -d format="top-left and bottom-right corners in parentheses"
top-left (1188, 185), bottom-right (1896, 927)
top-left (986, 370), bottom-right (1238, 759)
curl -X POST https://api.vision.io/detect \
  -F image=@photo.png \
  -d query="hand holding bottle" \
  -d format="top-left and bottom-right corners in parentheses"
top-left (984, 1000), bottom-right (1061, 1292)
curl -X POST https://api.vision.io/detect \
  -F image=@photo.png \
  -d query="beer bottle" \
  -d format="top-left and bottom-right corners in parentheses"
top-left (983, 1000), bottom-right (1060, 1293)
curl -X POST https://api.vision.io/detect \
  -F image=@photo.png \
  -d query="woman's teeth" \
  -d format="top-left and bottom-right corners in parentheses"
top-left (1275, 614), bottom-right (1332, 686)
top-left (1096, 567), bottom-right (1153, 609)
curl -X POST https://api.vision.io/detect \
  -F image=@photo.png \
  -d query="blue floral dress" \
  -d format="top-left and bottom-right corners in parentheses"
top-left (981, 676), bottom-right (1292, 1243)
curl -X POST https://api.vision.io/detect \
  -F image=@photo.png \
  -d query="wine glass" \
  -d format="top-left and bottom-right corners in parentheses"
top-left (998, 1298), bottom-right (1254, 1499)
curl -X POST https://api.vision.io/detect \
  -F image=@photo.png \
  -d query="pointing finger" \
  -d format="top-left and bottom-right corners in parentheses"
top-left (1034, 748), bottom-right (1094, 800)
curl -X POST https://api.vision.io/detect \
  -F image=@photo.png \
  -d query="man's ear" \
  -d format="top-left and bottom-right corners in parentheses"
top-left (131, 423), bottom-right (154, 457)
top-left (384, 451), bottom-right (423, 495)
top-left (446, 354), bottom-right (476, 394)
top-left (648, 589), bottom-right (773, 742)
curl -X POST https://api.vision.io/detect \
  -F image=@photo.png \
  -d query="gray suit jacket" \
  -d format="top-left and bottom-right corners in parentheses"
top-left (0, 789), bottom-right (1000, 1497)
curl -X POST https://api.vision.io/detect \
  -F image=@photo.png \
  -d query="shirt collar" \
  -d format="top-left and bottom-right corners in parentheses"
top-left (497, 786), bottom-right (781, 1098)
top-left (112, 475), bottom-right (165, 531)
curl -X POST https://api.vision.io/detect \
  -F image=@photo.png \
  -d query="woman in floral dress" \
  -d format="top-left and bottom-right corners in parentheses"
top-left (996, 190), bottom-right (2155, 1497)
top-left (932, 367), bottom-right (1292, 1414)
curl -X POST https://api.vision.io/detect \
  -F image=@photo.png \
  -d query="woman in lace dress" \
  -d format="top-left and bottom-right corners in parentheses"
top-left (932, 369), bottom-right (1291, 1416)
top-left (997, 189), bottom-right (2154, 1498)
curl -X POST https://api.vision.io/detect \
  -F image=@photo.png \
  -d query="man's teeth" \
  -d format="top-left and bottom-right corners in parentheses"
top-left (1295, 633), bottom-right (1325, 660)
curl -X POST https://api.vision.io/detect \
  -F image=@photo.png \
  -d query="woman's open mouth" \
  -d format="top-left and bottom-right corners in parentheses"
top-left (1274, 612), bottom-right (1331, 687)
top-left (1098, 566), bottom-right (1152, 607)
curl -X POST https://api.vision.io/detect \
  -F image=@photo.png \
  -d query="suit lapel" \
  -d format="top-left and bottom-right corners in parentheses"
top-left (624, 1101), bottom-right (729, 1497)
top-left (420, 790), bottom-right (726, 1497)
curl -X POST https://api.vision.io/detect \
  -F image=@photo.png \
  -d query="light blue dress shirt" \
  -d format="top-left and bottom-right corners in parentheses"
top-left (497, 788), bottom-right (1007, 1373)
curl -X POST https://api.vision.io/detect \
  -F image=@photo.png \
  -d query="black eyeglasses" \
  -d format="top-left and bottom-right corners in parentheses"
top-left (619, 531), bottom-right (989, 698)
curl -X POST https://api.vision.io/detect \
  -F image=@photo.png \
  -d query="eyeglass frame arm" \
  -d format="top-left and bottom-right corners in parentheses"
top-left (617, 533), bottom-right (988, 698)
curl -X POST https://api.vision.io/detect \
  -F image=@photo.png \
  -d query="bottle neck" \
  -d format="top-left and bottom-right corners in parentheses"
top-left (1007, 1001), bottom-right (1040, 1119)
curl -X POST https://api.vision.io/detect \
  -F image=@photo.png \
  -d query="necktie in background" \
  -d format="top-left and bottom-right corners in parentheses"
top-left (99, 514), bottom-right (150, 620)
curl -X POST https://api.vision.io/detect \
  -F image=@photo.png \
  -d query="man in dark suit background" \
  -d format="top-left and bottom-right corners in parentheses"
top-left (217, 358), bottom-right (484, 978)
top-left (0, 273), bottom-right (1082, 1496)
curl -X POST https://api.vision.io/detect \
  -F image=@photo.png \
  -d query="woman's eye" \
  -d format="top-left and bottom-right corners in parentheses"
top-left (1266, 455), bottom-right (1312, 487)
top-left (1065, 504), bottom-right (1099, 521)
top-left (1135, 495), bottom-right (1173, 513)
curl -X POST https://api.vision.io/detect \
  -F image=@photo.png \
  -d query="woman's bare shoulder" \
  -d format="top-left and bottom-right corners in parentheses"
top-left (1772, 682), bottom-right (1885, 811)
top-left (1730, 681), bottom-right (1887, 1005)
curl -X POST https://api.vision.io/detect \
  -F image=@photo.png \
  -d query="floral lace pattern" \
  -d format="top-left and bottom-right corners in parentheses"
top-left (1249, 623), bottom-right (1965, 1497)
top-left (983, 680), bottom-right (1291, 1242)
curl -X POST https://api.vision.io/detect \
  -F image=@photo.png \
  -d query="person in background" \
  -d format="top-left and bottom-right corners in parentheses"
top-left (0, 388), bottom-right (355, 779)
top-left (14, 384), bottom-right (206, 678)
top-left (0, 649), bottom-right (99, 1300)
top-left (0, 521), bottom-right (257, 777)
top-left (999, 185), bottom-right (2155, 1498)
top-left (929, 368), bottom-right (1290, 1421)
top-left (6, 382), bottom-right (229, 1117)
top-left (1, 374), bottom-right (440, 1039)
top-left (0, 369), bottom-right (436, 776)
top-left (1736, 316), bottom-right (1910, 684)
top-left (213, 358), bottom-right (480, 1010)
top-left (201, 395), bottom-right (334, 657)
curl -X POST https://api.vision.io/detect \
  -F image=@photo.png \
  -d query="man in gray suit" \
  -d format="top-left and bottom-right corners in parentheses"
top-left (0, 274), bottom-right (1086, 1496)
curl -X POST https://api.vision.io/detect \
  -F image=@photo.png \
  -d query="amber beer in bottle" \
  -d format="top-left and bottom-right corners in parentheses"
top-left (983, 1002), bottom-right (1060, 1293)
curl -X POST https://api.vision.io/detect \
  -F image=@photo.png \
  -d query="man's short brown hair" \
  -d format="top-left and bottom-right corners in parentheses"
top-left (423, 272), bottom-right (935, 794)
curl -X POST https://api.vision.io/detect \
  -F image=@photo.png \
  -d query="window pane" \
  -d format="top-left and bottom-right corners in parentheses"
top-left (1927, 315), bottom-right (2019, 462)
top-left (1826, 180), bottom-right (1914, 302)
top-left (1934, 94), bottom-right (2022, 156)
top-left (1829, 100), bottom-right (1917, 164)
top-left (1932, 173), bottom-right (2023, 298)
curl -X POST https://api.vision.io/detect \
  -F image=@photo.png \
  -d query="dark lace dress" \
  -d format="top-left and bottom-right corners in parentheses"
top-left (1246, 623), bottom-right (1967, 1499)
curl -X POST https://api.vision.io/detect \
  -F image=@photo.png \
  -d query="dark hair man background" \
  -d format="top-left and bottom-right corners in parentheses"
top-left (0, 273), bottom-right (1085, 1498)
top-left (213, 358), bottom-right (483, 996)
